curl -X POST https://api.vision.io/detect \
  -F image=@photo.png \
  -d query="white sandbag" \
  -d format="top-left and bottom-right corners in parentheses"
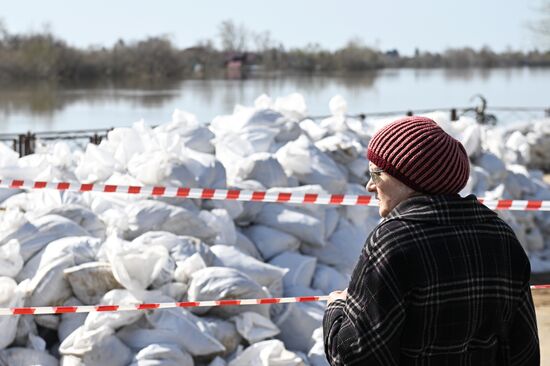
top-left (64, 262), bottom-right (122, 305)
top-left (231, 312), bottom-right (280, 344)
top-left (274, 93), bottom-right (307, 120)
top-left (233, 230), bottom-right (263, 260)
top-left (18, 236), bottom-right (101, 284)
top-left (1, 215), bottom-right (90, 262)
top-left (459, 123), bottom-right (483, 158)
top-left (59, 325), bottom-right (132, 366)
top-left (174, 253), bottom-right (207, 283)
top-left (209, 356), bottom-right (227, 366)
top-left (228, 339), bottom-right (304, 366)
top-left (132, 231), bottom-right (188, 251)
top-left (107, 126), bottom-right (147, 167)
top-left (476, 152), bottom-right (507, 188)
top-left (0, 277), bottom-right (24, 349)
top-left (241, 225), bottom-right (300, 260)
top-left (47, 204), bottom-right (106, 239)
top-left (254, 204), bottom-right (326, 247)
top-left (314, 133), bottom-right (363, 165)
top-left (84, 289), bottom-right (143, 331)
top-left (275, 134), bottom-right (347, 193)
top-left (324, 208), bottom-right (340, 239)
top-left (129, 343), bottom-right (193, 366)
top-left (29, 254), bottom-right (75, 307)
top-left (307, 327), bottom-right (329, 366)
top-left (158, 108), bottom-right (214, 153)
top-left (0, 348), bottom-right (58, 366)
top-left (13, 314), bottom-right (38, 349)
top-left (169, 236), bottom-right (217, 265)
top-left (179, 148), bottom-right (227, 188)
top-left (196, 316), bottom-right (242, 355)
top-left (146, 308), bottom-right (226, 356)
top-left (123, 200), bottom-right (215, 241)
top-left (203, 197), bottom-right (244, 220)
top-left (26, 333), bottom-right (46, 352)
top-left (299, 119), bottom-right (328, 142)
top-left (117, 327), bottom-right (187, 352)
top-left (232, 180), bottom-right (266, 225)
top-left (199, 209), bottom-right (237, 245)
top-left (74, 143), bottom-right (117, 183)
top-left (187, 267), bottom-right (271, 318)
top-left (0, 240), bottom-right (23, 278)
top-left (311, 264), bottom-right (349, 294)
top-left (158, 282), bottom-right (188, 302)
top-left (235, 152), bottom-right (289, 188)
top-left (104, 236), bottom-right (173, 292)
top-left (301, 217), bottom-right (365, 275)
top-left (0, 142), bottom-right (19, 167)
top-left (58, 298), bottom-right (87, 343)
top-left (0, 188), bottom-right (22, 206)
top-left (212, 108), bottom-right (279, 184)
top-left (269, 252), bottom-right (317, 289)
top-left (273, 298), bottom-right (324, 354)
top-left (210, 245), bottom-right (287, 294)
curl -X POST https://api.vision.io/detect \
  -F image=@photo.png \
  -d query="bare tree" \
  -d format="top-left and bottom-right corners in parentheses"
top-left (218, 20), bottom-right (249, 52)
top-left (530, 0), bottom-right (550, 48)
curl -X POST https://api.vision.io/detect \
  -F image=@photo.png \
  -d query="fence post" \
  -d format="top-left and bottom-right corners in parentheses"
top-left (450, 108), bottom-right (458, 121)
top-left (18, 134), bottom-right (24, 157)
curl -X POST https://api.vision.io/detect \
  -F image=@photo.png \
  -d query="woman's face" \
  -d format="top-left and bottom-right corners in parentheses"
top-left (366, 163), bottom-right (417, 217)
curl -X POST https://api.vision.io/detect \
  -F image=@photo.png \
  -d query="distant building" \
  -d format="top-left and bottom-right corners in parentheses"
top-left (224, 52), bottom-right (257, 79)
top-left (385, 49), bottom-right (400, 59)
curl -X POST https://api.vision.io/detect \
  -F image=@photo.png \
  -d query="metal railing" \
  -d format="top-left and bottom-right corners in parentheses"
top-left (1, 105), bottom-right (549, 157)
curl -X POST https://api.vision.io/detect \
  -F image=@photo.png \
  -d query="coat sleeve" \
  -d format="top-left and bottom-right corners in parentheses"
top-left (323, 227), bottom-right (410, 365)
top-left (509, 282), bottom-right (540, 366)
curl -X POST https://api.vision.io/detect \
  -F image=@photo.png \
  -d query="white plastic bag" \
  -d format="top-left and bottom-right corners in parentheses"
top-left (0, 240), bottom-right (23, 278)
top-left (129, 343), bottom-right (193, 366)
top-left (231, 312), bottom-right (280, 343)
top-left (210, 245), bottom-right (287, 293)
top-left (188, 267), bottom-right (271, 318)
top-left (146, 308), bottom-right (226, 356)
top-left (241, 225), bottom-right (300, 260)
top-left (104, 236), bottom-right (173, 292)
top-left (269, 252), bottom-right (317, 290)
top-left (0, 277), bottom-right (25, 349)
top-left (228, 339), bottom-right (303, 366)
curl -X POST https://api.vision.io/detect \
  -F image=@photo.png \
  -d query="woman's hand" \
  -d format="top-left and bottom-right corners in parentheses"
top-left (327, 288), bottom-right (347, 305)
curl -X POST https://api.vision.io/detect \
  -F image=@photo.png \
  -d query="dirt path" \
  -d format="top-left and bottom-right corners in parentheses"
top-left (533, 289), bottom-right (550, 364)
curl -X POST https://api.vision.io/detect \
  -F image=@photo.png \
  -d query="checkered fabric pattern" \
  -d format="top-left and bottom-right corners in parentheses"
top-left (323, 194), bottom-right (539, 365)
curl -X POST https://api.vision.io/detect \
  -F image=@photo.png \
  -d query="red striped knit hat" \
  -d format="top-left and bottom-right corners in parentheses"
top-left (367, 116), bottom-right (470, 194)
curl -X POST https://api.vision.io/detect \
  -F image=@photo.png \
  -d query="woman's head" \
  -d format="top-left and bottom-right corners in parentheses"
top-left (366, 116), bottom-right (470, 216)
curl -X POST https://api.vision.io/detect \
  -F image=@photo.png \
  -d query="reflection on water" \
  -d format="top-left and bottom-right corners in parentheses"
top-left (0, 68), bottom-right (548, 133)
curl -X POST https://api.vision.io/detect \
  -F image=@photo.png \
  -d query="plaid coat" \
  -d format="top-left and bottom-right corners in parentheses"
top-left (323, 194), bottom-right (539, 365)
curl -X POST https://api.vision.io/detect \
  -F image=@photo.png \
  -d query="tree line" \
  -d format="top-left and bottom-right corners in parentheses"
top-left (1, 20), bottom-right (549, 82)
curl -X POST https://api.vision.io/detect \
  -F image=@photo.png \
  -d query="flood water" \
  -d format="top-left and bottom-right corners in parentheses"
top-left (0, 67), bottom-right (549, 134)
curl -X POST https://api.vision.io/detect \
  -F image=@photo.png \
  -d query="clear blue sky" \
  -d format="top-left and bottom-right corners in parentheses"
top-left (0, 0), bottom-right (545, 55)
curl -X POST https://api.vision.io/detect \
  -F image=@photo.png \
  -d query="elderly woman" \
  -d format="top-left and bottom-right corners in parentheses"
top-left (323, 116), bottom-right (539, 365)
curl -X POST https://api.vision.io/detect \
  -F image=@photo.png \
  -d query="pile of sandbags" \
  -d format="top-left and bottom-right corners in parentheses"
top-left (0, 94), bottom-right (549, 365)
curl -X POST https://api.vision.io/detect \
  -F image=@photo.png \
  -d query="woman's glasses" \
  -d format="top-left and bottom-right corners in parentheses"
top-left (369, 168), bottom-right (384, 185)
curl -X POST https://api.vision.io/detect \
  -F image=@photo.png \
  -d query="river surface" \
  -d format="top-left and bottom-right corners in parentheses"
top-left (0, 68), bottom-right (549, 134)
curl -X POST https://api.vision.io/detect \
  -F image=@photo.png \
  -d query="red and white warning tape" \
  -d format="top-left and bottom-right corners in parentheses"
top-left (1, 179), bottom-right (550, 211)
top-left (2, 287), bottom-right (550, 316)
top-left (1, 296), bottom-right (329, 316)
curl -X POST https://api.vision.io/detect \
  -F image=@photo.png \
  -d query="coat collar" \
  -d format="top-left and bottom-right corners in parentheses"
top-left (385, 194), bottom-right (498, 227)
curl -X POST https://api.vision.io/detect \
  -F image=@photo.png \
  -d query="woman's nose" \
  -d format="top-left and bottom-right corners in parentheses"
top-left (366, 178), bottom-right (376, 192)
